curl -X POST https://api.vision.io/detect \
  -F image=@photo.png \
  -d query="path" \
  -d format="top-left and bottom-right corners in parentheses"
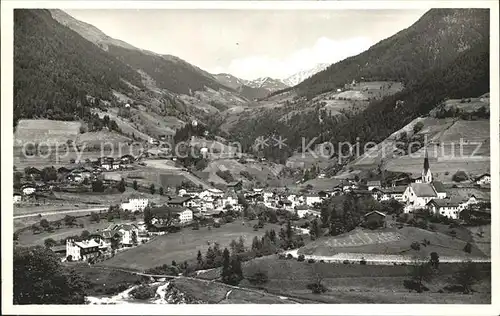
top-left (14, 206), bottom-right (108, 219)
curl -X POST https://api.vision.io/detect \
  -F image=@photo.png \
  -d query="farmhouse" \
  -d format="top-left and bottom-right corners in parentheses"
top-left (13, 192), bottom-right (22, 204)
top-left (167, 196), bottom-right (193, 208)
top-left (21, 184), bottom-right (36, 196)
top-left (221, 193), bottom-right (238, 208)
top-left (295, 205), bottom-right (320, 218)
top-left (226, 180), bottom-right (243, 192)
top-left (427, 199), bottom-right (463, 219)
top-left (367, 180), bottom-right (382, 191)
top-left (106, 224), bottom-right (139, 246)
top-left (66, 239), bottom-right (100, 262)
top-left (474, 173), bottom-right (491, 185)
top-left (121, 198), bottom-right (149, 212)
top-left (363, 211), bottom-right (387, 228)
top-left (304, 194), bottom-right (322, 206)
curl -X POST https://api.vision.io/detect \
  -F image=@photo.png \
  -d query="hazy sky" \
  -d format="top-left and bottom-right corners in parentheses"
top-left (66, 9), bottom-right (428, 80)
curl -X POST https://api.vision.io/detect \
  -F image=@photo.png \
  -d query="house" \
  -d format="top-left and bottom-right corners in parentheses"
top-left (178, 188), bottom-right (202, 198)
top-left (262, 191), bottom-right (274, 202)
top-left (24, 167), bottom-right (42, 180)
top-left (432, 181), bottom-right (447, 199)
top-left (106, 224), bottom-right (139, 246)
top-left (176, 208), bottom-right (193, 224)
top-left (151, 206), bottom-right (193, 225)
top-left (226, 180), bottom-right (243, 192)
top-left (367, 180), bottom-right (382, 191)
top-left (402, 183), bottom-right (438, 212)
top-left (120, 154), bottom-right (135, 164)
top-left (474, 173), bottom-right (491, 185)
top-left (295, 205), bottom-right (320, 218)
top-left (304, 194), bottom-right (322, 207)
top-left (13, 192), bottom-right (22, 204)
top-left (221, 194), bottom-right (238, 208)
top-left (21, 184), bottom-right (36, 196)
top-left (363, 211), bottom-right (387, 228)
top-left (66, 239), bottom-right (100, 262)
top-left (167, 196), bottom-right (193, 208)
top-left (427, 199), bottom-right (463, 220)
top-left (121, 198), bottom-right (149, 212)
top-left (50, 245), bottom-right (67, 257)
top-left (199, 188), bottom-right (224, 199)
top-left (372, 186), bottom-right (407, 202)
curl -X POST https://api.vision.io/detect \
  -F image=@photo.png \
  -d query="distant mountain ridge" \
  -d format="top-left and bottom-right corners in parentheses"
top-left (281, 63), bottom-right (329, 86)
top-left (243, 77), bottom-right (289, 92)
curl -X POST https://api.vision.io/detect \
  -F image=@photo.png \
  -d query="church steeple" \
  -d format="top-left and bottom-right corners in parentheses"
top-left (422, 148), bottom-right (432, 183)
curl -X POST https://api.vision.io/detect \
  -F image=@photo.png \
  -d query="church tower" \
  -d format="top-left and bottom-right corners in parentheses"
top-left (421, 148), bottom-right (432, 183)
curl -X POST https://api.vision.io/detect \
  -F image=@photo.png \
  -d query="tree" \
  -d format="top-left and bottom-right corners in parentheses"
top-left (131, 230), bottom-right (138, 245)
top-left (80, 230), bottom-right (90, 239)
top-left (453, 261), bottom-right (481, 294)
top-left (14, 246), bottom-right (87, 304)
top-left (413, 121), bottom-right (424, 134)
top-left (149, 183), bottom-right (156, 195)
top-left (118, 178), bottom-right (126, 193)
top-left (251, 236), bottom-right (262, 252)
top-left (90, 212), bottom-right (100, 223)
top-left (236, 236), bottom-right (246, 253)
top-left (64, 215), bottom-right (76, 227)
top-left (221, 248), bottom-right (232, 284)
top-left (309, 219), bottom-right (322, 240)
top-left (92, 179), bottom-right (105, 192)
top-left (429, 252), bottom-right (440, 269)
top-left (247, 269), bottom-right (269, 285)
top-left (143, 206), bottom-right (152, 227)
top-left (408, 259), bottom-right (434, 293)
top-left (44, 238), bottom-right (57, 248)
top-left (40, 219), bottom-right (50, 230)
top-left (197, 250), bottom-right (204, 268)
top-left (452, 170), bottom-right (468, 182)
top-left (133, 180), bottom-right (138, 190)
top-left (159, 187), bottom-right (164, 196)
top-left (229, 256), bottom-right (244, 285)
top-left (463, 242), bottom-right (472, 253)
top-left (205, 246), bottom-right (216, 268)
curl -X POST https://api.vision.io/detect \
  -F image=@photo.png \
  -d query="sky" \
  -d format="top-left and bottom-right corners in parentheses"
top-left (66, 9), bottom-right (428, 81)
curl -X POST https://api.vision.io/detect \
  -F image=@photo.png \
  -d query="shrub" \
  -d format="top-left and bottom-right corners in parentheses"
top-left (343, 260), bottom-right (350, 264)
top-left (307, 282), bottom-right (328, 294)
top-left (360, 258), bottom-right (367, 265)
top-left (247, 270), bottom-right (269, 285)
top-left (411, 241), bottom-right (421, 251)
top-left (286, 254), bottom-right (293, 260)
top-left (130, 285), bottom-right (156, 300)
top-left (463, 242), bottom-right (472, 253)
top-left (297, 254), bottom-right (305, 262)
top-left (308, 259), bottom-right (316, 264)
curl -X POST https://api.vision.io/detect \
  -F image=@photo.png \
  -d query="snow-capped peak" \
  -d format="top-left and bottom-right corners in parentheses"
top-left (282, 63), bottom-right (330, 86)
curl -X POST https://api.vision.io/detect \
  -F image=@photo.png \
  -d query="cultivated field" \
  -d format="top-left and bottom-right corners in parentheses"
top-left (297, 226), bottom-right (487, 258)
top-left (14, 119), bottom-right (81, 146)
top-left (98, 221), bottom-right (282, 271)
top-left (197, 255), bottom-right (490, 304)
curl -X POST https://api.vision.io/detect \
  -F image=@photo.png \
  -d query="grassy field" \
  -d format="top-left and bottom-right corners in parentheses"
top-left (197, 255), bottom-right (491, 304)
top-left (14, 119), bottom-right (82, 146)
top-left (297, 226), bottom-right (487, 258)
top-left (98, 221), bottom-right (282, 271)
top-left (16, 215), bottom-right (137, 247)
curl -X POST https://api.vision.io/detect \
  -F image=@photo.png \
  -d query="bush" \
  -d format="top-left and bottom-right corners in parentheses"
top-left (130, 285), bottom-right (156, 300)
top-left (286, 254), bottom-right (293, 260)
top-left (247, 270), bottom-right (269, 285)
top-left (297, 254), bottom-right (305, 262)
top-left (307, 259), bottom-right (316, 264)
top-left (307, 282), bottom-right (328, 294)
top-left (343, 260), bottom-right (350, 265)
top-left (411, 241), bottom-right (421, 251)
top-left (360, 258), bottom-right (367, 265)
top-left (463, 242), bottom-right (472, 253)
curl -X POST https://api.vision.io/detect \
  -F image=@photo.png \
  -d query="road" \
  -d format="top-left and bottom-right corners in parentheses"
top-left (14, 206), bottom-right (108, 219)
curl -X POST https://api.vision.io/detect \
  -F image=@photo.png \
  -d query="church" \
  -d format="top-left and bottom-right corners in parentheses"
top-left (402, 150), bottom-right (447, 212)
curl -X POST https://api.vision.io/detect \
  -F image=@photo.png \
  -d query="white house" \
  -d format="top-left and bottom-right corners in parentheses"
top-left (262, 192), bottom-right (274, 202)
top-left (221, 194), bottom-right (238, 207)
top-left (474, 173), bottom-right (491, 185)
top-left (427, 199), bottom-right (462, 219)
top-left (402, 183), bottom-right (438, 212)
top-left (296, 205), bottom-right (321, 218)
top-left (109, 223), bottom-right (139, 246)
top-left (66, 239), bottom-right (100, 261)
top-left (177, 208), bottom-right (193, 224)
top-left (199, 188), bottom-right (224, 199)
top-left (22, 185), bottom-right (36, 196)
top-left (121, 198), bottom-right (149, 212)
top-left (367, 180), bottom-right (382, 191)
top-left (304, 194), bottom-right (322, 207)
top-left (13, 192), bottom-right (22, 204)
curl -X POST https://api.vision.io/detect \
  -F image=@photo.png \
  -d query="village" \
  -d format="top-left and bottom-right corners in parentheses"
top-left (13, 146), bottom-right (491, 265)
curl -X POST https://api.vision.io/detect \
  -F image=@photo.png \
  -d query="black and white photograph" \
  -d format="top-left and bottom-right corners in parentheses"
top-left (1, 0), bottom-right (499, 314)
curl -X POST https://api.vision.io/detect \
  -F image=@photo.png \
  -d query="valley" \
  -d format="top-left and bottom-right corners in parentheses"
top-left (11, 7), bottom-right (492, 307)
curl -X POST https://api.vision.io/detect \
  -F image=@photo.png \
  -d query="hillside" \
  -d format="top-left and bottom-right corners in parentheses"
top-left (13, 9), bottom-right (144, 125)
top-left (295, 9), bottom-right (489, 98)
top-left (225, 10), bottom-right (489, 165)
top-left (213, 73), bottom-right (270, 100)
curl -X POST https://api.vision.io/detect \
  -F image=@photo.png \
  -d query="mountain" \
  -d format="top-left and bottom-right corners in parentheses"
top-left (213, 73), bottom-right (270, 100)
top-left (295, 8), bottom-right (489, 99)
top-left (244, 77), bottom-right (289, 92)
top-left (282, 63), bottom-right (329, 86)
top-left (225, 8), bottom-right (490, 165)
top-left (14, 9), bottom-right (144, 124)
